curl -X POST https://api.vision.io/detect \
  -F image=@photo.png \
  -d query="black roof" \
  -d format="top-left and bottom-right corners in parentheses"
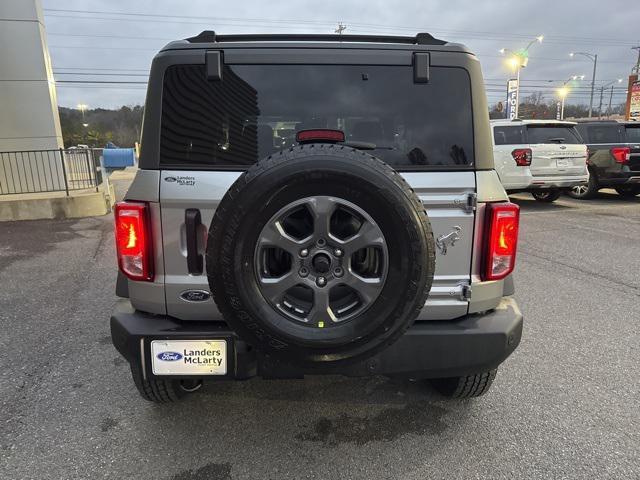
top-left (184, 30), bottom-right (447, 46)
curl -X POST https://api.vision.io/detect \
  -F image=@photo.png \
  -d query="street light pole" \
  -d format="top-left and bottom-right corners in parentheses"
top-left (570, 52), bottom-right (598, 117)
top-left (557, 75), bottom-right (583, 120)
top-left (500, 35), bottom-right (543, 119)
top-left (589, 54), bottom-right (598, 118)
top-left (515, 66), bottom-right (521, 119)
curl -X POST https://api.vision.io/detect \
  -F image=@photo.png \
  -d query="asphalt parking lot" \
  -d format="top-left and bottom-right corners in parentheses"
top-left (1, 191), bottom-right (638, 479)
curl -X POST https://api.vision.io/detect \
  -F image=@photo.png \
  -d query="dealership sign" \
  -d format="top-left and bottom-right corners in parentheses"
top-left (506, 79), bottom-right (518, 120)
top-left (629, 79), bottom-right (640, 121)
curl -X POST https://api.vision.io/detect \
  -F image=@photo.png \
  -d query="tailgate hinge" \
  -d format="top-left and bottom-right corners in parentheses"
top-left (465, 192), bottom-right (477, 213)
top-left (460, 283), bottom-right (472, 301)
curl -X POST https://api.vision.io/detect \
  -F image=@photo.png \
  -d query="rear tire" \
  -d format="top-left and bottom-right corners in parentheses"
top-left (130, 365), bottom-right (201, 403)
top-left (531, 189), bottom-right (561, 202)
top-left (568, 174), bottom-right (598, 199)
top-left (615, 185), bottom-right (640, 198)
top-left (430, 369), bottom-right (497, 399)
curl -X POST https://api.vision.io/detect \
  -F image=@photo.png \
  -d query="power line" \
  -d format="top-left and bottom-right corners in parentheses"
top-left (45, 29), bottom-right (636, 48)
top-left (54, 66), bottom-right (148, 71)
top-left (56, 80), bottom-right (148, 84)
top-left (48, 32), bottom-right (173, 41)
top-left (42, 8), bottom-right (636, 46)
top-left (54, 72), bottom-right (148, 76)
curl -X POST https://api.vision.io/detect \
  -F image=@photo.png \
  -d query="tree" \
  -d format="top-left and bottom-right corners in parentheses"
top-left (58, 105), bottom-right (144, 148)
top-left (488, 91), bottom-right (626, 120)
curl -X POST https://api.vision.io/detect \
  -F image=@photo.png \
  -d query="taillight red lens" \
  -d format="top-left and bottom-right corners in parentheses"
top-left (114, 202), bottom-right (153, 281)
top-left (296, 129), bottom-right (345, 143)
top-left (511, 148), bottom-right (532, 166)
top-left (482, 202), bottom-right (520, 281)
top-left (611, 147), bottom-right (630, 164)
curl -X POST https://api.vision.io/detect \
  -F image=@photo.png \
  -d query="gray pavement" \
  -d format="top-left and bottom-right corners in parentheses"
top-left (1, 191), bottom-right (638, 479)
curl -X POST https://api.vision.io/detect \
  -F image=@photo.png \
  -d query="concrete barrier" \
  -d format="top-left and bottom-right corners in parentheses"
top-left (0, 188), bottom-right (112, 222)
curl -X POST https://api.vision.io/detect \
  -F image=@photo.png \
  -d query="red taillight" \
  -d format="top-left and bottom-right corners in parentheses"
top-left (296, 129), bottom-right (345, 144)
top-left (114, 202), bottom-right (153, 281)
top-left (611, 147), bottom-right (630, 164)
top-left (511, 148), bottom-right (532, 166)
top-left (482, 202), bottom-right (520, 281)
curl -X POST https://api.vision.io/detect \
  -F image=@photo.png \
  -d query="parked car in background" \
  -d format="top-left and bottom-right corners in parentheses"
top-left (491, 119), bottom-right (588, 202)
top-left (570, 120), bottom-right (640, 199)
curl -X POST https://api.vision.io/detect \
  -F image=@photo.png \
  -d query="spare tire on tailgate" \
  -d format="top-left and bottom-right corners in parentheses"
top-left (206, 144), bottom-right (435, 366)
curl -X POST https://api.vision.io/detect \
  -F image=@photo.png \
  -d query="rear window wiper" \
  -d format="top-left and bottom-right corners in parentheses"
top-left (547, 137), bottom-right (566, 143)
top-left (344, 142), bottom-right (397, 151)
top-left (343, 141), bottom-right (377, 150)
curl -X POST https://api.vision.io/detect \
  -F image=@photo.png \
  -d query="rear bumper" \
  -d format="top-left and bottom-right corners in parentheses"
top-left (111, 297), bottom-right (523, 380)
top-left (505, 175), bottom-right (588, 192)
top-left (597, 174), bottom-right (640, 187)
top-left (526, 174), bottom-right (588, 189)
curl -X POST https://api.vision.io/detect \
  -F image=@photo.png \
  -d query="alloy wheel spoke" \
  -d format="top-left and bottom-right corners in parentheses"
top-left (306, 196), bottom-right (336, 239)
top-left (307, 288), bottom-right (336, 324)
top-left (258, 220), bottom-right (304, 255)
top-left (343, 272), bottom-right (384, 305)
top-left (340, 220), bottom-right (385, 255)
top-left (258, 271), bottom-right (299, 304)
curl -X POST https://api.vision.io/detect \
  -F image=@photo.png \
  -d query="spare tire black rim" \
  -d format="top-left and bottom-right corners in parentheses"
top-left (254, 195), bottom-right (388, 326)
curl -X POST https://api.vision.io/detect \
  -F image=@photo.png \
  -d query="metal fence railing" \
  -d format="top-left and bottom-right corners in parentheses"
top-left (0, 148), bottom-right (103, 196)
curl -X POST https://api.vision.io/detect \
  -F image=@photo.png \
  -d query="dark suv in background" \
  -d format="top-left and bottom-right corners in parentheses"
top-left (570, 120), bottom-right (640, 199)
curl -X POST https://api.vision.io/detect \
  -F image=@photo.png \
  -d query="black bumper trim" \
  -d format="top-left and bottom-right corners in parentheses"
top-left (110, 297), bottom-right (523, 380)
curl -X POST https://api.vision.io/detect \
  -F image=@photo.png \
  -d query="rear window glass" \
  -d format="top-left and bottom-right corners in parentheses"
top-left (577, 125), bottom-right (620, 144)
top-left (526, 125), bottom-right (582, 144)
top-left (160, 64), bottom-right (474, 169)
top-left (493, 126), bottom-right (525, 145)
top-left (624, 126), bottom-right (640, 143)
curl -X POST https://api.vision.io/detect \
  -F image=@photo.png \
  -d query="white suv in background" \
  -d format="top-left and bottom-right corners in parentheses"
top-left (491, 119), bottom-right (588, 202)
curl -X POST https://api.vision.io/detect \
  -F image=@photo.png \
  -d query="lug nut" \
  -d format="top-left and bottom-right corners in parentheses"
top-left (300, 248), bottom-right (309, 257)
top-left (316, 276), bottom-right (327, 287)
top-left (334, 267), bottom-right (343, 277)
top-left (299, 267), bottom-right (309, 278)
top-left (317, 238), bottom-right (326, 246)
top-left (334, 248), bottom-right (343, 257)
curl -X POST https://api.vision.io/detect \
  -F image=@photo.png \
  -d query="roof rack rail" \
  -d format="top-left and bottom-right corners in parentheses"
top-left (185, 31), bottom-right (447, 46)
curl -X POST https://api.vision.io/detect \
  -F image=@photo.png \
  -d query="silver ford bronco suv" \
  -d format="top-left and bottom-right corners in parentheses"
top-left (111, 31), bottom-right (523, 402)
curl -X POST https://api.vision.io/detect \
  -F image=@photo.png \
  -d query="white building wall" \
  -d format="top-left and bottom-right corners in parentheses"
top-left (0, 0), bottom-right (63, 151)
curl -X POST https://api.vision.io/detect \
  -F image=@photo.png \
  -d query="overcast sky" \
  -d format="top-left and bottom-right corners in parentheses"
top-left (42, 0), bottom-right (640, 109)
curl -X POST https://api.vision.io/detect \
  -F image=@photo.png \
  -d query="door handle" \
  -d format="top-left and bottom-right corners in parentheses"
top-left (185, 209), bottom-right (203, 275)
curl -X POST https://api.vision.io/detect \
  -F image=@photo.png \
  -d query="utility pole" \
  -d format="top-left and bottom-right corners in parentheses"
top-left (607, 85), bottom-right (614, 117)
top-left (599, 79), bottom-right (623, 118)
top-left (632, 45), bottom-right (640, 74)
top-left (598, 86), bottom-right (605, 119)
top-left (335, 23), bottom-right (347, 35)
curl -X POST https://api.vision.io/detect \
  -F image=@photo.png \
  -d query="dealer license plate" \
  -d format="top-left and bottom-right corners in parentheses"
top-left (556, 158), bottom-right (572, 168)
top-left (151, 340), bottom-right (227, 375)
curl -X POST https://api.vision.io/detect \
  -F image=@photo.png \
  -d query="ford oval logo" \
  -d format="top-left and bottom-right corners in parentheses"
top-left (180, 290), bottom-right (211, 302)
top-left (157, 351), bottom-right (183, 362)
top-left (164, 176), bottom-right (177, 183)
